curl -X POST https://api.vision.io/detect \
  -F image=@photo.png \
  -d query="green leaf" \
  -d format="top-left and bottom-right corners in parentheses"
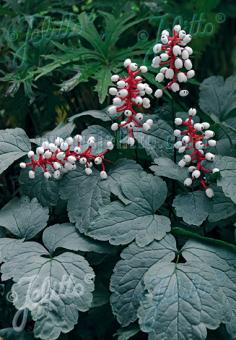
top-left (69, 110), bottom-right (111, 122)
top-left (150, 157), bottom-right (188, 182)
top-left (102, 159), bottom-right (143, 204)
top-left (0, 128), bottom-right (31, 174)
top-left (59, 165), bottom-right (110, 233)
top-left (43, 223), bottom-right (114, 254)
top-left (88, 173), bottom-right (170, 246)
top-left (0, 196), bottom-right (49, 239)
top-left (199, 76), bottom-right (236, 120)
top-left (111, 236), bottom-right (236, 339)
top-left (81, 125), bottom-right (113, 154)
top-left (138, 261), bottom-right (223, 339)
top-left (114, 325), bottom-right (140, 340)
top-left (94, 66), bottom-right (112, 104)
top-left (173, 190), bottom-right (212, 226)
top-left (133, 119), bottom-right (174, 159)
top-left (182, 239), bottom-right (236, 338)
top-left (0, 328), bottom-right (34, 340)
top-left (110, 234), bottom-right (176, 326)
top-left (208, 186), bottom-right (236, 222)
top-left (32, 122), bottom-right (75, 146)
top-left (214, 156), bottom-right (236, 204)
top-left (19, 168), bottom-right (60, 207)
top-left (0, 240), bottom-right (95, 340)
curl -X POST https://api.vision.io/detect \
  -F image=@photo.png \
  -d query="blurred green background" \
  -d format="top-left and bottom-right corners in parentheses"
top-left (0, 1), bottom-right (235, 339)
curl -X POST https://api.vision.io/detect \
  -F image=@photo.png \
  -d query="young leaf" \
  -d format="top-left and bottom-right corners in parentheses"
top-left (88, 173), bottom-right (170, 246)
top-left (43, 223), bottom-right (114, 254)
top-left (94, 66), bottom-right (112, 104)
top-left (0, 196), bottom-right (49, 239)
top-left (0, 240), bottom-right (95, 340)
top-left (69, 110), bottom-right (112, 122)
top-left (110, 234), bottom-right (176, 326)
top-left (0, 128), bottom-right (31, 174)
top-left (173, 190), bottom-right (212, 226)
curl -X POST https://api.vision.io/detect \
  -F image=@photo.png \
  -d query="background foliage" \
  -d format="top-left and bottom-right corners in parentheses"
top-left (0, 0), bottom-right (236, 339)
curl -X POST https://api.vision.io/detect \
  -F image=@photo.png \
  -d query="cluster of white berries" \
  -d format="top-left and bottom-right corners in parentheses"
top-left (174, 108), bottom-right (219, 198)
top-left (19, 135), bottom-right (114, 180)
top-left (152, 25), bottom-right (195, 98)
top-left (107, 59), bottom-right (153, 146)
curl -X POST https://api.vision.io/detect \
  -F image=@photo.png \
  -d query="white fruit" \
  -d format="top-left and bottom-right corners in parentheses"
top-left (154, 89), bottom-right (163, 98)
top-left (136, 113), bottom-right (143, 121)
top-left (192, 170), bottom-right (201, 178)
top-left (118, 89), bottom-right (128, 98)
top-left (146, 119), bottom-right (153, 126)
top-left (111, 75), bottom-right (119, 82)
top-left (140, 66), bottom-right (148, 73)
top-left (155, 73), bottom-right (164, 82)
top-left (153, 43), bottom-right (162, 53)
top-left (174, 129), bottom-right (181, 137)
top-left (111, 123), bottom-right (119, 131)
top-left (205, 130), bottom-right (215, 139)
top-left (109, 87), bottom-right (118, 95)
top-left (79, 157), bottom-right (87, 165)
top-left (94, 157), bottom-right (102, 165)
top-left (29, 170), bottom-right (35, 179)
top-left (205, 152), bottom-right (215, 161)
top-left (179, 89), bottom-right (189, 97)
top-left (184, 59), bottom-right (192, 70)
top-left (44, 172), bottom-right (51, 179)
top-left (208, 139), bottom-right (216, 147)
top-left (124, 58), bottom-right (131, 67)
top-left (28, 151), bottom-right (34, 158)
top-left (128, 137), bottom-right (135, 146)
top-left (165, 69), bottom-right (174, 79)
top-left (202, 122), bottom-right (210, 130)
top-left (175, 118), bottom-right (183, 125)
top-left (130, 63), bottom-right (138, 71)
top-left (184, 178), bottom-right (192, 186)
top-left (188, 108), bottom-right (197, 116)
top-left (173, 45), bottom-right (182, 56)
top-left (85, 167), bottom-right (92, 176)
top-left (177, 72), bottom-right (187, 83)
top-left (184, 155), bottom-right (191, 163)
top-left (187, 70), bottom-right (195, 78)
top-left (178, 159), bottom-right (186, 167)
top-left (171, 82), bottom-right (180, 92)
top-left (107, 141), bottom-right (114, 150)
top-left (205, 188), bottom-right (214, 198)
top-left (174, 141), bottom-right (182, 149)
top-left (100, 171), bottom-right (108, 180)
top-left (20, 162), bottom-right (26, 168)
top-left (175, 58), bottom-right (183, 69)
top-left (178, 146), bottom-right (186, 153)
